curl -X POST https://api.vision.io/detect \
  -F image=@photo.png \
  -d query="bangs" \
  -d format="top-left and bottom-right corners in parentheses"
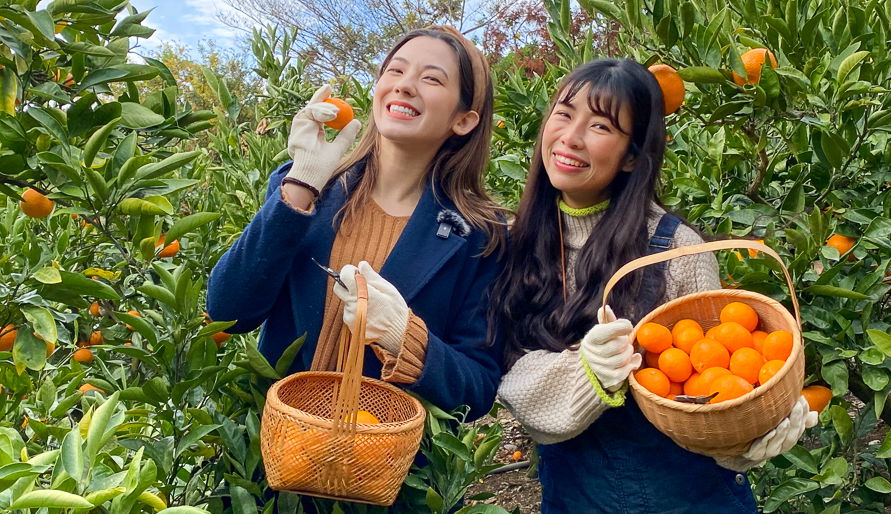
top-left (558, 78), bottom-right (632, 135)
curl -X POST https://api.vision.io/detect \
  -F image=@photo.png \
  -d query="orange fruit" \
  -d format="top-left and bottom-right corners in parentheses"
top-left (89, 301), bottom-right (102, 317)
top-left (73, 348), bottom-right (93, 363)
top-left (0, 324), bottom-right (17, 351)
top-left (683, 372), bottom-right (706, 396)
top-left (801, 385), bottom-right (832, 412)
top-left (511, 450), bottom-right (523, 461)
top-left (19, 188), bottom-right (55, 218)
top-left (668, 381), bottom-right (684, 400)
top-left (758, 359), bottom-right (785, 385)
top-left (689, 338), bottom-right (730, 373)
top-left (658, 348), bottom-right (693, 383)
top-left (698, 367), bottom-right (732, 389)
top-left (673, 326), bottom-right (704, 354)
top-left (635, 368), bottom-right (671, 397)
top-left (643, 350), bottom-right (661, 369)
top-left (353, 410), bottom-right (380, 424)
top-left (636, 322), bottom-right (673, 353)
top-left (648, 64), bottom-right (685, 115)
top-left (751, 330), bottom-right (768, 353)
top-left (720, 302), bottom-right (759, 332)
top-left (747, 239), bottom-right (764, 258)
top-left (322, 97), bottom-right (354, 130)
top-left (211, 331), bottom-right (230, 347)
top-left (711, 322), bottom-right (753, 353)
top-left (45, 341), bottom-right (55, 357)
top-left (709, 375), bottom-right (754, 403)
top-left (124, 310), bottom-right (141, 330)
top-left (705, 325), bottom-right (719, 340)
top-left (672, 319), bottom-right (703, 338)
top-left (762, 330), bottom-right (793, 361)
top-left (729, 347), bottom-right (765, 384)
top-left (155, 234), bottom-right (180, 258)
top-left (732, 48), bottom-right (778, 86)
top-left (78, 383), bottom-right (103, 394)
top-left (89, 331), bottom-right (104, 346)
top-left (826, 234), bottom-right (856, 261)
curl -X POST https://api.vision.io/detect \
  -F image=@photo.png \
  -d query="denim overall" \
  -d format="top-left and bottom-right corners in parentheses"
top-left (537, 215), bottom-right (759, 514)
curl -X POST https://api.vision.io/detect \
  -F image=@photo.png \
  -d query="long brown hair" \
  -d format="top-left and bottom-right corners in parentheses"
top-left (330, 25), bottom-right (507, 256)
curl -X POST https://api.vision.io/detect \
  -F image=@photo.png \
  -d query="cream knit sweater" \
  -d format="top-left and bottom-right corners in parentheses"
top-left (497, 203), bottom-right (721, 444)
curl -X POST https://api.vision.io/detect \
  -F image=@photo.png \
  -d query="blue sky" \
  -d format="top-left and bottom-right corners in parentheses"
top-left (128, 0), bottom-right (246, 55)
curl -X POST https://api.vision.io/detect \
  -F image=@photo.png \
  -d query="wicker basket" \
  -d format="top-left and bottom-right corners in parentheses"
top-left (602, 240), bottom-right (804, 457)
top-left (260, 273), bottom-right (426, 505)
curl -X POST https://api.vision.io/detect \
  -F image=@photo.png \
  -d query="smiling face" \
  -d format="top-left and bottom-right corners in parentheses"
top-left (541, 85), bottom-right (635, 208)
top-left (372, 36), bottom-right (479, 149)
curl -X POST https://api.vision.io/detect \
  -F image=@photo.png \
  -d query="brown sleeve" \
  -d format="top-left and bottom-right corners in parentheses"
top-left (370, 311), bottom-right (428, 384)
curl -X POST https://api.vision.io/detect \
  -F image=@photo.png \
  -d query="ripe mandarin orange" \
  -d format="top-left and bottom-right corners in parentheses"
top-left (758, 359), bottom-right (785, 385)
top-left (124, 310), bottom-right (141, 330)
top-left (635, 368), bottom-right (671, 397)
top-left (751, 330), bottom-right (768, 353)
top-left (45, 341), bottom-right (55, 357)
top-left (648, 64), bottom-right (685, 115)
top-left (801, 385), bottom-right (832, 412)
top-left (672, 319), bottom-right (703, 339)
top-left (709, 375), bottom-right (754, 403)
top-left (683, 372), bottom-right (706, 396)
top-left (705, 325), bottom-right (720, 340)
top-left (668, 381), bottom-right (684, 400)
top-left (732, 48), bottom-right (778, 86)
top-left (156, 234), bottom-right (180, 258)
top-left (644, 350), bottom-right (661, 369)
top-left (729, 347), bottom-right (765, 384)
top-left (0, 325), bottom-right (16, 351)
top-left (20, 188), bottom-right (55, 218)
top-left (73, 348), bottom-right (93, 363)
top-left (89, 331), bottom-right (104, 346)
top-left (354, 410), bottom-right (380, 424)
top-left (211, 331), bottom-right (230, 347)
top-left (78, 383), bottom-right (103, 394)
top-left (89, 301), bottom-right (102, 317)
top-left (720, 302), bottom-right (759, 332)
top-left (673, 326), bottom-right (704, 354)
top-left (762, 330), bottom-right (793, 361)
top-left (658, 348), bottom-right (693, 383)
top-left (826, 234), bottom-right (856, 261)
top-left (637, 322), bottom-right (673, 353)
top-left (322, 97), bottom-right (354, 130)
top-left (689, 338), bottom-right (730, 373)
top-left (711, 322), bottom-right (754, 353)
top-left (698, 367), bottom-right (732, 390)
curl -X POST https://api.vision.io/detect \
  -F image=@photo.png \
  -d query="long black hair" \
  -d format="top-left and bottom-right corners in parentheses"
top-left (488, 58), bottom-right (667, 366)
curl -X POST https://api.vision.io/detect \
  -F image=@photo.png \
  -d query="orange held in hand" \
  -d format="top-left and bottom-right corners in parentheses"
top-left (20, 188), bottom-right (55, 218)
top-left (648, 64), bottom-right (685, 115)
top-left (635, 368), bottom-right (671, 397)
top-left (637, 322), bottom-right (673, 353)
top-left (323, 97), bottom-right (354, 130)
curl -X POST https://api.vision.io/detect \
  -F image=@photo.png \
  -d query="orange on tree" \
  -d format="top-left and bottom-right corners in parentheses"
top-left (648, 64), bottom-right (685, 115)
top-left (729, 347), bottom-right (764, 384)
top-left (762, 330), bottom-right (793, 361)
top-left (732, 48), bottom-right (778, 86)
top-left (747, 240), bottom-right (765, 258)
top-left (73, 348), bottom-right (93, 363)
top-left (709, 374), bottom-right (754, 403)
top-left (211, 331), bottom-right (230, 347)
top-left (0, 324), bottom-right (16, 351)
top-left (89, 330), bottom-right (104, 346)
top-left (689, 338), bottom-right (730, 372)
top-left (758, 359), bottom-right (785, 386)
top-left (719, 302), bottom-right (759, 332)
top-left (45, 341), bottom-right (55, 357)
top-left (322, 97), bottom-right (354, 130)
top-left (657, 348), bottom-right (693, 383)
top-left (801, 385), bottom-right (832, 412)
top-left (78, 383), bottom-right (103, 394)
top-left (711, 322), bottom-right (753, 353)
top-left (156, 234), bottom-right (180, 258)
top-left (89, 301), bottom-right (102, 317)
top-left (635, 368), bottom-right (671, 397)
top-left (826, 234), bottom-right (856, 260)
top-left (124, 310), bottom-right (141, 330)
top-left (636, 322), bottom-right (673, 353)
top-left (19, 188), bottom-right (54, 218)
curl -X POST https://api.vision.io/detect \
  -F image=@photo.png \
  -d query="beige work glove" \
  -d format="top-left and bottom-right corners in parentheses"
top-left (334, 261), bottom-right (408, 355)
top-left (715, 396), bottom-right (818, 471)
top-left (286, 84), bottom-right (362, 193)
top-left (579, 306), bottom-right (643, 391)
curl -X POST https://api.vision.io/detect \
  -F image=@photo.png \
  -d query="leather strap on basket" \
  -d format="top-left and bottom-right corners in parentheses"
top-left (601, 240), bottom-right (801, 328)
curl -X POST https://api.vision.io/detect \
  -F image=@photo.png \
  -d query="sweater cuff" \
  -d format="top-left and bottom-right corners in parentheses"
top-left (371, 311), bottom-right (428, 384)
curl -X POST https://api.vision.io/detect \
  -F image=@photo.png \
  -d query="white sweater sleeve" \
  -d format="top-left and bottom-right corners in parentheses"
top-left (497, 348), bottom-right (608, 445)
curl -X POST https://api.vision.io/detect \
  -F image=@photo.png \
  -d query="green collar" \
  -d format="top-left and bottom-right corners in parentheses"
top-left (558, 198), bottom-right (610, 217)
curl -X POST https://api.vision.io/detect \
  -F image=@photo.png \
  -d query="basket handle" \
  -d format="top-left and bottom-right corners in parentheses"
top-left (330, 271), bottom-right (368, 434)
top-left (601, 240), bottom-right (801, 329)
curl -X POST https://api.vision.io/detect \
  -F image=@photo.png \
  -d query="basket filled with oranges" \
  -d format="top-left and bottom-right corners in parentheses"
top-left (602, 240), bottom-right (805, 457)
top-left (260, 273), bottom-right (425, 506)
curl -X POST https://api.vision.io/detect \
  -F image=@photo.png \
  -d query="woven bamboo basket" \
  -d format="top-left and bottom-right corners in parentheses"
top-left (260, 273), bottom-right (426, 505)
top-left (602, 240), bottom-right (804, 457)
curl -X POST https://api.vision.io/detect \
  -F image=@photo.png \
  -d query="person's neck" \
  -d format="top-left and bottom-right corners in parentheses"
top-left (371, 141), bottom-right (434, 216)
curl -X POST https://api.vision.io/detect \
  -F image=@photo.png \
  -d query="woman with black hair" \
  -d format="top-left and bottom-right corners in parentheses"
top-left (488, 59), bottom-right (816, 512)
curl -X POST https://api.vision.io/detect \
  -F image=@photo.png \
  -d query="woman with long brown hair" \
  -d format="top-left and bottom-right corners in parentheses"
top-left (208, 26), bottom-right (507, 421)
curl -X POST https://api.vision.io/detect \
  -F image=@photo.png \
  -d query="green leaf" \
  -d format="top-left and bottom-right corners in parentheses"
top-left (158, 507), bottom-right (212, 514)
top-left (829, 405), bottom-right (853, 444)
top-left (84, 487), bottom-right (127, 506)
top-left (120, 102), bottom-right (165, 129)
top-left (837, 51), bottom-right (870, 83)
top-left (877, 429), bottom-right (891, 458)
top-left (762, 479), bottom-right (819, 512)
top-left (60, 428), bottom-right (84, 482)
top-left (821, 360), bottom-right (848, 393)
top-left (274, 334), bottom-right (307, 377)
top-left (82, 117), bottom-right (121, 167)
top-left (86, 392), bottom-right (120, 463)
top-left (10, 490), bottom-right (94, 509)
top-left (244, 341), bottom-right (280, 380)
top-left (119, 196), bottom-right (174, 216)
top-left (138, 284), bottom-right (176, 307)
top-left (782, 445), bottom-right (819, 474)
top-left (432, 432), bottom-right (472, 461)
top-left (22, 305), bottom-right (56, 344)
top-left (864, 476), bottom-right (891, 493)
top-left (116, 311), bottom-right (158, 345)
top-left (12, 329), bottom-right (47, 371)
top-left (862, 367), bottom-right (889, 391)
top-left (175, 424), bottom-right (221, 459)
top-left (805, 285), bottom-right (870, 299)
top-left (135, 151), bottom-right (201, 180)
top-left (677, 66), bottom-right (727, 83)
top-left (165, 212), bottom-right (221, 245)
top-left (196, 320), bottom-right (236, 338)
top-left (425, 487), bottom-right (444, 513)
top-left (33, 266), bottom-right (62, 284)
top-left (867, 330), bottom-right (891, 357)
top-left (51, 270), bottom-right (121, 300)
top-left (73, 67), bottom-right (129, 91)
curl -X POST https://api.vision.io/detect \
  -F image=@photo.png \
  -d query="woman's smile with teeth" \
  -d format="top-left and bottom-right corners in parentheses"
top-left (553, 153), bottom-right (588, 168)
top-left (389, 104), bottom-right (420, 116)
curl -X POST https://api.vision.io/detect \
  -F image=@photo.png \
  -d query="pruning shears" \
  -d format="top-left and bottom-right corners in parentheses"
top-left (311, 257), bottom-right (347, 289)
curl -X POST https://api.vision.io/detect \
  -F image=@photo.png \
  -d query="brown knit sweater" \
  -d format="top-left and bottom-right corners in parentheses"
top-left (303, 197), bottom-right (430, 383)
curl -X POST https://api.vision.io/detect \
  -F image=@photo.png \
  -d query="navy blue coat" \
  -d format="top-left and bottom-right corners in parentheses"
top-left (207, 162), bottom-right (504, 420)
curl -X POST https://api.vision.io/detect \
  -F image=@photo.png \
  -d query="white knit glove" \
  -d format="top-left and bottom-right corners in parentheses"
top-left (334, 261), bottom-right (408, 355)
top-left (579, 306), bottom-right (642, 391)
top-left (286, 84), bottom-right (362, 193)
top-left (715, 396), bottom-right (818, 471)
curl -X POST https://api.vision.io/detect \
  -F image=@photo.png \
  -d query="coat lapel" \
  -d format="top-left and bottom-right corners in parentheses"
top-left (381, 181), bottom-right (467, 303)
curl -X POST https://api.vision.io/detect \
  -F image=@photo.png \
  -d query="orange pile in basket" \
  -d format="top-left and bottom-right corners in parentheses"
top-left (634, 301), bottom-right (815, 406)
